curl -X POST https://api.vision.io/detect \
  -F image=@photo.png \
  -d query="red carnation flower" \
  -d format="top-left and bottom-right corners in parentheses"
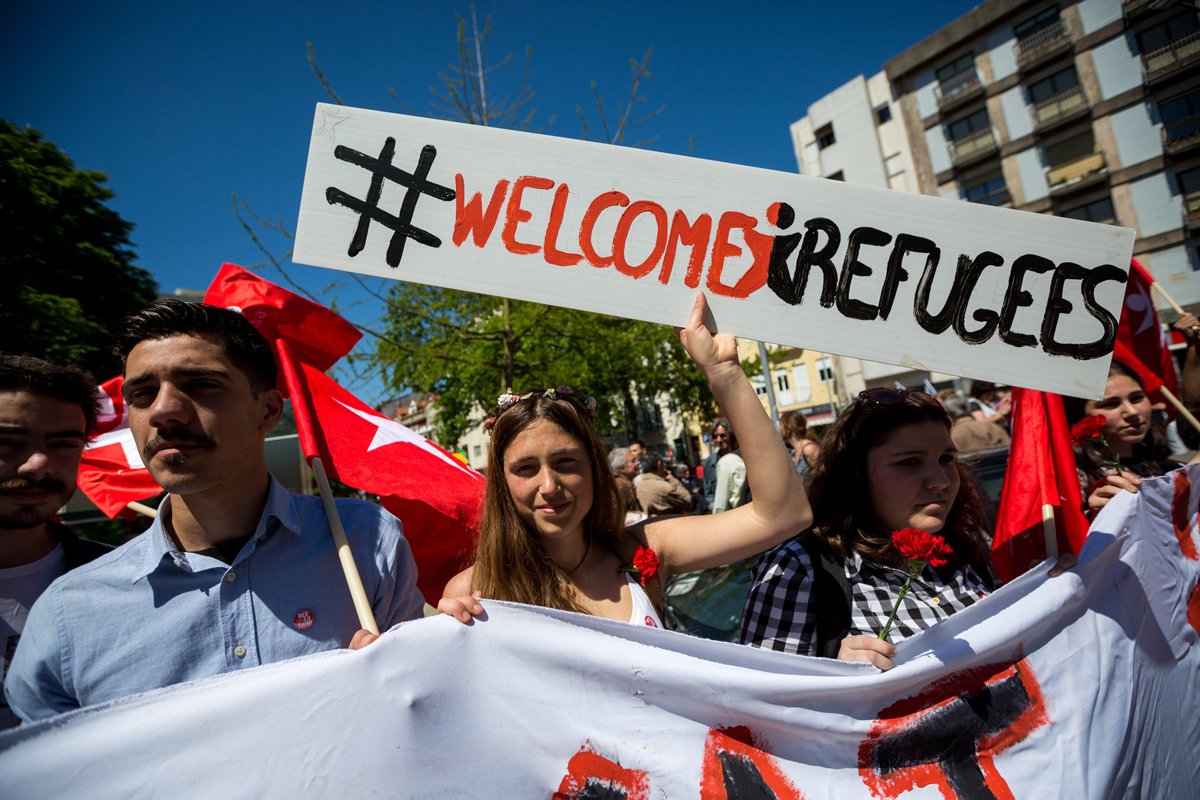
top-left (890, 528), bottom-right (953, 568)
top-left (630, 546), bottom-right (659, 584)
top-left (1069, 415), bottom-right (1107, 446)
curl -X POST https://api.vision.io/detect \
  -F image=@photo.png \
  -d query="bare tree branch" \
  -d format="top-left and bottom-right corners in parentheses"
top-left (306, 43), bottom-right (343, 105)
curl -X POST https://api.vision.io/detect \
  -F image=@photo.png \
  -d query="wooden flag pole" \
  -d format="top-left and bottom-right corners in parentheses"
top-left (1042, 504), bottom-right (1059, 560)
top-left (311, 456), bottom-right (380, 635)
top-left (1150, 281), bottom-right (1186, 316)
top-left (1161, 385), bottom-right (1200, 434)
top-left (126, 501), bottom-right (158, 519)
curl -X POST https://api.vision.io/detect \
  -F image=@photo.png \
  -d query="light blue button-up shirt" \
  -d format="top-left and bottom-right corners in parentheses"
top-left (5, 477), bottom-right (424, 722)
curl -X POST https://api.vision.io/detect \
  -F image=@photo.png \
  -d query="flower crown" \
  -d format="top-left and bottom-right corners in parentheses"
top-left (484, 385), bottom-right (598, 432)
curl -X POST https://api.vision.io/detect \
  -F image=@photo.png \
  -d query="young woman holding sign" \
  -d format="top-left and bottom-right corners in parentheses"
top-left (739, 388), bottom-right (997, 671)
top-left (436, 293), bottom-right (812, 627)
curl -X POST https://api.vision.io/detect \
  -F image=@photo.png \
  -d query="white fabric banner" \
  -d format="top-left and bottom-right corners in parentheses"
top-left (3, 465), bottom-right (1198, 798)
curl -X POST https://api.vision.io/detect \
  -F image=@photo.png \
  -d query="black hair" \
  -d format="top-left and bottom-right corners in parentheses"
top-left (114, 300), bottom-right (278, 394)
top-left (0, 355), bottom-right (99, 435)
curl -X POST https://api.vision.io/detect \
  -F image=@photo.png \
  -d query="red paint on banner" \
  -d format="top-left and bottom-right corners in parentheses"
top-left (706, 212), bottom-right (772, 298)
top-left (1172, 470), bottom-right (1197, 561)
top-left (453, 175), bottom-right (508, 247)
top-left (545, 183), bottom-right (584, 267)
top-left (662, 210), bottom-right (712, 287)
top-left (579, 191), bottom-right (630, 268)
top-left (552, 744), bottom-right (649, 800)
top-left (859, 657), bottom-right (1048, 800)
top-left (502, 175), bottom-right (554, 255)
top-left (613, 201), bottom-right (669, 279)
top-left (699, 725), bottom-right (805, 799)
top-left (1188, 583), bottom-right (1200, 635)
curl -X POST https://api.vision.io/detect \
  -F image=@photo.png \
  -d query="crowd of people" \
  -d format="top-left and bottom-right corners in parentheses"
top-left (2, 296), bottom-right (1198, 727)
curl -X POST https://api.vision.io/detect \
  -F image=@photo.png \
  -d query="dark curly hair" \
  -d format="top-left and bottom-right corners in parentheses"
top-left (804, 392), bottom-right (986, 570)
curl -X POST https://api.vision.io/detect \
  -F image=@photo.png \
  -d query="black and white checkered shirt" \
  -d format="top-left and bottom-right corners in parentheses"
top-left (739, 537), bottom-right (990, 655)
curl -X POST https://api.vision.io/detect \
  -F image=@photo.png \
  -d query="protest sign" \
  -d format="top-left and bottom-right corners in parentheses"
top-left (4, 465), bottom-right (1197, 798)
top-left (294, 104), bottom-right (1135, 397)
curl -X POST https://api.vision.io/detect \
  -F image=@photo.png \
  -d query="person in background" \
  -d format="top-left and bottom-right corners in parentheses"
top-left (0, 356), bottom-right (111, 729)
top-left (711, 441), bottom-right (748, 514)
top-left (628, 440), bottom-right (647, 485)
top-left (780, 410), bottom-right (820, 479)
top-left (940, 392), bottom-right (1009, 453)
top-left (635, 454), bottom-right (694, 517)
top-left (1063, 360), bottom-right (1184, 518)
top-left (967, 381), bottom-right (1011, 430)
top-left (672, 462), bottom-right (707, 514)
top-left (608, 446), bottom-right (642, 519)
top-left (701, 419), bottom-right (733, 511)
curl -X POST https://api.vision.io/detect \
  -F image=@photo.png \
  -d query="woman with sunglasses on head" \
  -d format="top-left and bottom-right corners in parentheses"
top-left (436, 293), bottom-right (812, 628)
top-left (739, 388), bottom-right (993, 671)
top-left (1063, 360), bottom-right (1184, 518)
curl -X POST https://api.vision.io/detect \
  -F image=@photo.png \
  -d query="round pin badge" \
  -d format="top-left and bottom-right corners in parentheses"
top-left (644, 615), bottom-right (657, 627)
top-left (293, 609), bottom-right (315, 631)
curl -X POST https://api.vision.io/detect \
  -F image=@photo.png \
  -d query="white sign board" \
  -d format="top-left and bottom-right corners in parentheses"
top-left (294, 104), bottom-right (1135, 397)
top-left (3, 466), bottom-right (1198, 798)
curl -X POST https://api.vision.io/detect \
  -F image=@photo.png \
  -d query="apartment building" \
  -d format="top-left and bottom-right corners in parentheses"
top-left (785, 0), bottom-right (1199, 421)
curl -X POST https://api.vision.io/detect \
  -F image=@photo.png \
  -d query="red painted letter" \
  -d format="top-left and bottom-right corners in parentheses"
top-left (544, 183), bottom-right (584, 267)
top-left (453, 175), bottom-right (510, 248)
top-left (501, 175), bottom-right (554, 256)
top-left (706, 211), bottom-right (772, 298)
top-left (662, 210), bottom-right (713, 287)
top-left (579, 191), bottom-right (630, 268)
top-left (613, 201), bottom-right (668, 279)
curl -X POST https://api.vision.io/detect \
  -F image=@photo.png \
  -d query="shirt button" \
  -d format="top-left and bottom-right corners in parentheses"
top-left (233, 644), bottom-right (247, 658)
top-left (930, 597), bottom-right (941, 606)
top-left (225, 571), bottom-right (237, 583)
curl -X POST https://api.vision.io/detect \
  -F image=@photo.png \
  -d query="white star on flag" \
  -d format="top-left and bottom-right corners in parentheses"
top-left (334, 399), bottom-right (478, 478)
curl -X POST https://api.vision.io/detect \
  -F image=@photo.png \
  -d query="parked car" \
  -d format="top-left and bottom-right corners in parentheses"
top-left (663, 446), bottom-right (1012, 641)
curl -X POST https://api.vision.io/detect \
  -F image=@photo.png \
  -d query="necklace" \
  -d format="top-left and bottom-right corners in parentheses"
top-left (565, 538), bottom-right (591, 575)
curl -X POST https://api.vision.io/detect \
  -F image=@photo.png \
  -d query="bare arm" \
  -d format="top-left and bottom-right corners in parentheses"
top-left (643, 293), bottom-right (812, 575)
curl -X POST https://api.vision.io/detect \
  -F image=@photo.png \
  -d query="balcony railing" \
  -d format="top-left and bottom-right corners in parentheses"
top-left (1123, 0), bottom-right (1160, 20)
top-left (1016, 18), bottom-right (1072, 69)
top-left (1142, 30), bottom-right (1200, 83)
top-left (1163, 113), bottom-right (1200, 154)
top-left (1048, 152), bottom-right (1107, 191)
top-left (1185, 191), bottom-right (1200, 229)
top-left (935, 69), bottom-right (983, 111)
top-left (1032, 85), bottom-right (1089, 130)
top-left (948, 128), bottom-right (998, 166)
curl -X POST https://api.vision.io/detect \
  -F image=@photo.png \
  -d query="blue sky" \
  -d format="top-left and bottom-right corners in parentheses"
top-left (4, 1), bottom-right (976, 399)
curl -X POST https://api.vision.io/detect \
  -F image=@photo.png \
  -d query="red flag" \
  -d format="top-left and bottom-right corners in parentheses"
top-left (1115, 260), bottom-right (1181, 407)
top-left (203, 263), bottom-right (362, 382)
top-left (76, 376), bottom-right (163, 518)
top-left (991, 388), bottom-right (1090, 583)
top-left (278, 342), bottom-right (483, 603)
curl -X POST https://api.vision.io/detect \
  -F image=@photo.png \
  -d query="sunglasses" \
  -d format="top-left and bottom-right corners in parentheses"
top-left (856, 388), bottom-right (935, 406)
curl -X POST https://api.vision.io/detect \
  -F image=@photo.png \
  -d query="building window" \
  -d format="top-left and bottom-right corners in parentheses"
top-left (946, 108), bottom-right (990, 142)
top-left (1159, 89), bottom-right (1200, 144)
top-left (816, 124), bottom-right (836, 149)
top-left (1044, 129), bottom-right (1096, 167)
top-left (875, 104), bottom-right (892, 124)
top-left (775, 372), bottom-right (790, 393)
top-left (817, 358), bottom-right (835, 383)
top-left (472, 445), bottom-right (482, 457)
top-left (1136, 11), bottom-right (1199, 55)
top-left (751, 375), bottom-right (768, 396)
top-left (1028, 66), bottom-right (1079, 105)
top-left (1180, 167), bottom-right (1200, 228)
top-left (936, 52), bottom-right (975, 83)
top-left (1014, 5), bottom-right (1061, 40)
top-left (961, 171), bottom-right (1010, 206)
top-left (1061, 196), bottom-right (1115, 223)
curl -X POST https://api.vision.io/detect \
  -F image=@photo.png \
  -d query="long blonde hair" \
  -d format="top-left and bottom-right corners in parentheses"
top-left (473, 390), bottom-right (623, 612)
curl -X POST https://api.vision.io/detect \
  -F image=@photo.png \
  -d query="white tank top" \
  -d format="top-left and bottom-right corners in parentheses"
top-left (626, 574), bottom-right (663, 628)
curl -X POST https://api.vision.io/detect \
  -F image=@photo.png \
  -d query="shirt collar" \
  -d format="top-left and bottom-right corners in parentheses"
top-left (132, 476), bottom-right (300, 582)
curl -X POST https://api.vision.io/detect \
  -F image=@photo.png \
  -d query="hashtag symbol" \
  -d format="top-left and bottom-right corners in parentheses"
top-left (325, 139), bottom-right (456, 267)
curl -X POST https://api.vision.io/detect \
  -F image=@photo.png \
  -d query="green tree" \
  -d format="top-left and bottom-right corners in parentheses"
top-left (0, 121), bottom-right (158, 377)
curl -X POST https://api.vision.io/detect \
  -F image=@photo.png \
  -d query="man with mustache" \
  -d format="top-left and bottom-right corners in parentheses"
top-left (0, 355), bottom-right (111, 729)
top-left (6, 301), bottom-right (423, 722)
